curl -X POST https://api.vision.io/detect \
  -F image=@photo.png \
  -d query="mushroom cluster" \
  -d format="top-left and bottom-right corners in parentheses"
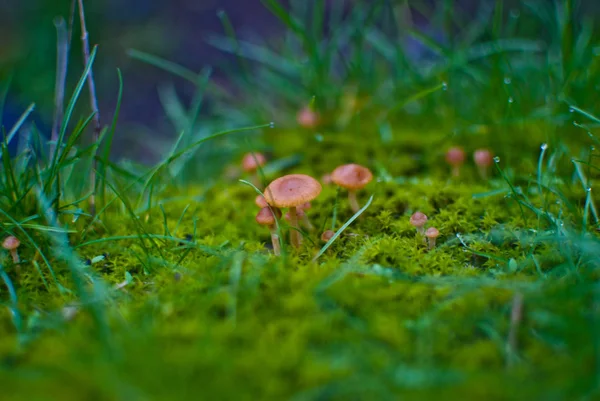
top-left (409, 212), bottom-right (440, 250)
top-left (445, 146), bottom-right (495, 179)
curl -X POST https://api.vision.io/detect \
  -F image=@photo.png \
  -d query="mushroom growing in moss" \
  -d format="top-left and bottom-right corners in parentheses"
top-left (473, 148), bottom-right (493, 179)
top-left (255, 194), bottom-right (268, 208)
top-left (321, 230), bottom-right (335, 242)
top-left (410, 212), bottom-right (428, 241)
top-left (425, 227), bottom-right (440, 250)
top-left (331, 164), bottom-right (373, 213)
top-left (256, 207), bottom-right (282, 256)
top-left (445, 147), bottom-right (465, 178)
top-left (3, 236), bottom-right (20, 263)
top-left (264, 174), bottom-right (322, 248)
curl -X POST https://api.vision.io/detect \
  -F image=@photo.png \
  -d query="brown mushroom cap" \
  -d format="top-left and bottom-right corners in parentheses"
top-left (425, 227), bottom-right (440, 239)
top-left (321, 230), bottom-right (335, 242)
top-left (242, 152), bottom-right (266, 172)
top-left (263, 174), bottom-right (322, 208)
top-left (410, 212), bottom-right (428, 228)
top-left (255, 194), bottom-right (268, 208)
top-left (331, 164), bottom-right (373, 190)
top-left (256, 207), bottom-right (281, 226)
top-left (2, 236), bottom-right (20, 250)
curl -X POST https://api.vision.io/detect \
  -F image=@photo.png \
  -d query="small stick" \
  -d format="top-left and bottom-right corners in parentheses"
top-left (506, 292), bottom-right (524, 367)
top-left (77, 0), bottom-right (101, 215)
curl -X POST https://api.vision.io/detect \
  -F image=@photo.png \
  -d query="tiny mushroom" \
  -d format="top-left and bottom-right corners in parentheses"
top-left (473, 148), bottom-right (494, 179)
top-left (331, 163), bottom-right (373, 213)
top-left (425, 227), bottom-right (440, 250)
top-left (3, 236), bottom-right (20, 263)
top-left (264, 174), bottom-right (322, 248)
top-left (321, 230), bottom-right (335, 242)
top-left (445, 147), bottom-right (466, 178)
top-left (242, 152), bottom-right (267, 186)
top-left (409, 212), bottom-right (428, 239)
top-left (321, 173), bottom-right (333, 185)
top-left (255, 194), bottom-right (268, 208)
top-left (296, 106), bottom-right (320, 128)
top-left (256, 207), bottom-right (283, 256)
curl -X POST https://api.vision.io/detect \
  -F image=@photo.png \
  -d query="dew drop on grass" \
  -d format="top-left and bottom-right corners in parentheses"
top-left (493, 156), bottom-right (500, 163)
top-left (569, 107), bottom-right (574, 113)
top-left (503, 77), bottom-right (512, 84)
top-left (508, 97), bottom-right (514, 103)
top-left (540, 143), bottom-right (548, 150)
top-left (587, 187), bottom-right (592, 193)
top-left (442, 82), bottom-right (448, 91)
top-left (269, 122), bottom-right (275, 128)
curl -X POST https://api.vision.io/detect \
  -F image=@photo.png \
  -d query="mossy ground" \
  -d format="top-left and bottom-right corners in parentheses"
top-left (1, 122), bottom-right (598, 400)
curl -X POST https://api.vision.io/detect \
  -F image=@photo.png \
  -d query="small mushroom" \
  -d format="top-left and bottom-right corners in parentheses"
top-left (296, 106), bottom-right (319, 128)
top-left (264, 174), bottom-right (322, 248)
top-left (425, 227), bottom-right (440, 250)
top-left (255, 194), bottom-right (268, 208)
top-left (445, 147), bottom-right (466, 178)
top-left (321, 230), bottom-right (335, 242)
top-left (242, 152), bottom-right (267, 185)
top-left (331, 164), bottom-right (373, 213)
top-left (3, 236), bottom-right (20, 263)
top-left (256, 207), bottom-right (283, 256)
top-left (473, 148), bottom-right (493, 179)
top-left (321, 173), bottom-right (333, 185)
top-left (409, 212), bottom-right (428, 240)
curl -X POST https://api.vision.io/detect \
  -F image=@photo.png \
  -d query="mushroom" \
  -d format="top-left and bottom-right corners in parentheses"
top-left (409, 212), bottom-right (428, 241)
top-left (242, 152), bottom-right (267, 185)
top-left (473, 148), bottom-right (493, 179)
top-left (264, 174), bottom-right (322, 248)
top-left (285, 208), bottom-right (314, 232)
top-left (255, 194), bottom-right (268, 208)
top-left (321, 230), bottom-right (335, 242)
top-left (425, 227), bottom-right (440, 250)
top-left (445, 147), bottom-right (466, 178)
top-left (331, 164), bottom-right (373, 213)
top-left (256, 207), bottom-right (283, 256)
top-left (3, 236), bottom-right (20, 263)
top-left (296, 106), bottom-right (319, 128)
top-left (321, 173), bottom-right (333, 185)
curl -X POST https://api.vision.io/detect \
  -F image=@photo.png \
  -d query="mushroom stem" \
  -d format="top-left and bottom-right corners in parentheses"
top-left (451, 166), bottom-right (461, 178)
top-left (269, 226), bottom-right (281, 256)
top-left (348, 190), bottom-right (360, 213)
top-left (477, 166), bottom-right (488, 180)
top-left (289, 206), bottom-right (301, 247)
top-left (300, 213), bottom-right (314, 231)
top-left (10, 249), bottom-right (19, 263)
top-left (427, 237), bottom-right (437, 250)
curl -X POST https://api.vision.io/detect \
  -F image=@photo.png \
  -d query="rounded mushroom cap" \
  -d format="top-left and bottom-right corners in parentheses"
top-left (410, 212), bottom-right (428, 228)
top-left (242, 152), bottom-right (266, 172)
top-left (2, 236), bottom-right (20, 250)
top-left (445, 147), bottom-right (466, 166)
top-left (264, 174), bottom-right (322, 208)
top-left (473, 149), bottom-right (493, 167)
top-left (321, 230), bottom-right (335, 242)
top-left (330, 164), bottom-right (373, 190)
top-left (255, 194), bottom-right (268, 208)
top-left (256, 207), bottom-right (281, 226)
top-left (296, 106), bottom-right (319, 128)
top-left (425, 227), bottom-right (440, 239)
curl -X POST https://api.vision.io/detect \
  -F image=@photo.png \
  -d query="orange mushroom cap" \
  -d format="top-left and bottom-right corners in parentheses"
top-left (263, 174), bottom-right (322, 208)
top-left (2, 236), bottom-right (20, 250)
top-left (255, 194), bottom-right (268, 208)
top-left (331, 164), bottom-right (373, 190)
top-left (409, 212), bottom-right (428, 228)
top-left (256, 207), bottom-right (281, 226)
top-left (242, 152), bottom-right (266, 173)
top-left (321, 230), bottom-right (335, 242)
top-left (425, 227), bottom-right (440, 239)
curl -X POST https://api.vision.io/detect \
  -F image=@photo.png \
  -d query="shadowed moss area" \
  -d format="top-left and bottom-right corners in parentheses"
top-left (1, 139), bottom-right (598, 400)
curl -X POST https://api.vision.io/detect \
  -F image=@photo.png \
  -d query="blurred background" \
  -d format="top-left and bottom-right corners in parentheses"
top-left (1, 0), bottom-right (599, 163)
